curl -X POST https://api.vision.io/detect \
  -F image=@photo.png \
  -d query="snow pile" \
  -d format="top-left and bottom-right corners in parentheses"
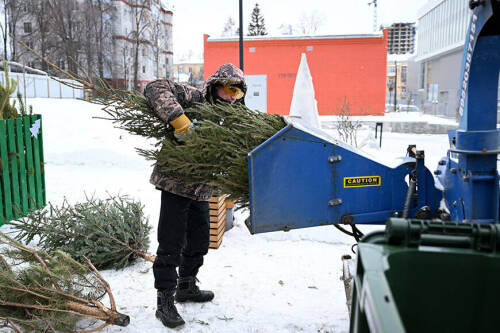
top-left (289, 53), bottom-right (321, 129)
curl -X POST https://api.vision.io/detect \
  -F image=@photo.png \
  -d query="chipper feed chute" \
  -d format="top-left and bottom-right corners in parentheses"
top-left (246, 120), bottom-right (441, 234)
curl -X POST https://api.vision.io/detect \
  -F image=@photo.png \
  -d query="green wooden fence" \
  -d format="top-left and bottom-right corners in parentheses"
top-left (0, 115), bottom-right (45, 225)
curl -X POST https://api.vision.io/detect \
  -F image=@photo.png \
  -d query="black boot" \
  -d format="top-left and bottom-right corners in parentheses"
top-left (175, 277), bottom-right (215, 303)
top-left (156, 289), bottom-right (185, 328)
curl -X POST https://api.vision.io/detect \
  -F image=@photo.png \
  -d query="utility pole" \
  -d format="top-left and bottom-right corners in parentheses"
top-left (239, 0), bottom-right (243, 71)
top-left (393, 61), bottom-right (398, 112)
top-left (368, 0), bottom-right (378, 32)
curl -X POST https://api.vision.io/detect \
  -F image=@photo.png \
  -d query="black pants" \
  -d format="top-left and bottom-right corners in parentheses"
top-left (153, 190), bottom-right (210, 291)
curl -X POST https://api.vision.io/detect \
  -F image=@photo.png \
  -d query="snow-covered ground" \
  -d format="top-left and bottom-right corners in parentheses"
top-left (320, 111), bottom-right (458, 126)
top-left (4, 99), bottom-right (451, 332)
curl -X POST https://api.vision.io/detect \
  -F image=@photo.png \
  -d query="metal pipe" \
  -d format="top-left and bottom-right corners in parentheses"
top-left (402, 178), bottom-right (416, 218)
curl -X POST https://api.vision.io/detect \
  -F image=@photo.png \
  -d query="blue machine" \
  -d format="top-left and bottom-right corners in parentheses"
top-left (246, 0), bottom-right (500, 234)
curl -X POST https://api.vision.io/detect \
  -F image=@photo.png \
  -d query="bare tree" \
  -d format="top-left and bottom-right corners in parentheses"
top-left (127, 0), bottom-right (150, 90)
top-left (48, 0), bottom-right (83, 75)
top-left (221, 17), bottom-right (237, 37)
top-left (297, 10), bottom-right (326, 35)
top-left (335, 97), bottom-right (362, 147)
top-left (6, 0), bottom-right (26, 61)
top-left (1, 0), bottom-right (7, 59)
top-left (278, 23), bottom-right (294, 35)
top-left (121, 45), bottom-right (130, 89)
top-left (90, 0), bottom-right (113, 79)
top-left (29, 0), bottom-right (54, 71)
top-left (149, 11), bottom-right (164, 79)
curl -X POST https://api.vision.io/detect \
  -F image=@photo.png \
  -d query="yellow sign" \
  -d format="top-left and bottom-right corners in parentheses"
top-left (344, 176), bottom-right (381, 188)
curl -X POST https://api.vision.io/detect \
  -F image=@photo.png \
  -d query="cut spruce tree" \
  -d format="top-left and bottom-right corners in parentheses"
top-left (8, 194), bottom-right (155, 269)
top-left (18, 40), bottom-right (287, 206)
top-left (0, 232), bottom-right (129, 332)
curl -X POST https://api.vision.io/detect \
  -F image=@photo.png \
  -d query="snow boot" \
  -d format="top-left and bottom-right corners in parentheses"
top-left (175, 276), bottom-right (215, 303)
top-left (156, 289), bottom-right (185, 328)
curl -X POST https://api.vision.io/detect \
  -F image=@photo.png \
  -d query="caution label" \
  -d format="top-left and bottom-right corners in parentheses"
top-left (344, 176), bottom-right (381, 188)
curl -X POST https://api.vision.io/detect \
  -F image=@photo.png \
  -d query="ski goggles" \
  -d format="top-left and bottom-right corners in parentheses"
top-left (222, 85), bottom-right (244, 99)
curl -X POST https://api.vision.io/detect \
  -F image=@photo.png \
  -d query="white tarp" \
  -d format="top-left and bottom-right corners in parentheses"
top-left (289, 53), bottom-right (320, 129)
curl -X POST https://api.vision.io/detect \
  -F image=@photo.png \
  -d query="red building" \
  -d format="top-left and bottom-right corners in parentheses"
top-left (204, 32), bottom-right (388, 116)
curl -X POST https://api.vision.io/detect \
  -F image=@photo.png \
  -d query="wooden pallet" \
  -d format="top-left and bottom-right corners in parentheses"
top-left (209, 195), bottom-right (227, 249)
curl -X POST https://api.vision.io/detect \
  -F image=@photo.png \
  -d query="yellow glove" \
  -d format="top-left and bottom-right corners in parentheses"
top-left (169, 114), bottom-right (193, 140)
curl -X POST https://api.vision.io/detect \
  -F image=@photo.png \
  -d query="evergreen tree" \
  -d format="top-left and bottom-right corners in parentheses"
top-left (248, 3), bottom-right (267, 36)
top-left (0, 233), bottom-right (129, 331)
top-left (9, 194), bottom-right (154, 270)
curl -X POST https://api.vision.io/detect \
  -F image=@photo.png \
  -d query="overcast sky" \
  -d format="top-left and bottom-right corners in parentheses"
top-left (169, 0), bottom-right (428, 61)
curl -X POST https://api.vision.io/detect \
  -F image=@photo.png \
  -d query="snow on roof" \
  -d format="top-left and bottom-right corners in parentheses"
top-left (207, 32), bottom-right (384, 42)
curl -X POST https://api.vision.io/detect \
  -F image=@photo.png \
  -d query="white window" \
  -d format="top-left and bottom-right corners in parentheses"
top-left (142, 65), bottom-right (146, 73)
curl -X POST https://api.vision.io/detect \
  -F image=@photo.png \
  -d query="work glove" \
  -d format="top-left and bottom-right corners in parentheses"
top-left (169, 114), bottom-right (193, 141)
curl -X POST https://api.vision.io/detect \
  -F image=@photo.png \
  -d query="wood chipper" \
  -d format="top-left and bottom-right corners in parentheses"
top-left (245, 1), bottom-right (500, 332)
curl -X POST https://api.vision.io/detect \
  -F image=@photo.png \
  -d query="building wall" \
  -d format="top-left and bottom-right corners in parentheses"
top-left (412, 0), bottom-right (471, 117)
top-left (420, 50), bottom-right (463, 117)
top-left (204, 32), bottom-right (388, 116)
top-left (413, 0), bottom-right (500, 119)
top-left (111, 0), bottom-right (174, 90)
top-left (417, 0), bottom-right (471, 60)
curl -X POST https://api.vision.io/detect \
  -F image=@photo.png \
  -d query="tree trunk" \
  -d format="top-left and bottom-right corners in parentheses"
top-left (133, 40), bottom-right (139, 90)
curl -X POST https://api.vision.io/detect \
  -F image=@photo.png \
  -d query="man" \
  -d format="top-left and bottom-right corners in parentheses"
top-left (144, 63), bottom-right (247, 329)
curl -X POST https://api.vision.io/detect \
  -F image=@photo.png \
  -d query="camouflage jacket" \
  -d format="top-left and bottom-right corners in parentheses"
top-left (144, 63), bottom-right (247, 201)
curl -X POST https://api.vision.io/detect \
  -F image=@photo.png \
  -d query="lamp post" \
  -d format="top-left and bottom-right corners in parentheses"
top-left (393, 61), bottom-right (398, 112)
top-left (239, 0), bottom-right (244, 71)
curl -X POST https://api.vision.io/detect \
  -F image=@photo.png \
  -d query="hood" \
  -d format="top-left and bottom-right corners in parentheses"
top-left (202, 63), bottom-right (247, 104)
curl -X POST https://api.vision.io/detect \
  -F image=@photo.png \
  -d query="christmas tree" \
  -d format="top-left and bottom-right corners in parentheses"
top-left (9, 194), bottom-right (154, 269)
top-left (0, 233), bottom-right (129, 332)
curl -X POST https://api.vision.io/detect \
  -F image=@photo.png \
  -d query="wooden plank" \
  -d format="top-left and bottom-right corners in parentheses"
top-left (210, 220), bottom-right (225, 236)
top-left (209, 202), bottom-right (226, 216)
top-left (209, 211), bottom-right (226, 229)
top-left (6, 119), bottom-right (20, 218)
top-left (209, 194), bottom-right (227, 204)
top-left (0, 120), bottom-right (12, 222)
top-left (209, 236), bottom-right (223, 249)
top-left (15, 118), bottom-right (28, 214)
top-left (23, 116), bottom-right (36, 209)
top-left (30, 116), bottom-right (43, 208)
top-left (209, 200), bottom-right (226, 210)
top-left (209, 224), bottom-right (225, 242)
